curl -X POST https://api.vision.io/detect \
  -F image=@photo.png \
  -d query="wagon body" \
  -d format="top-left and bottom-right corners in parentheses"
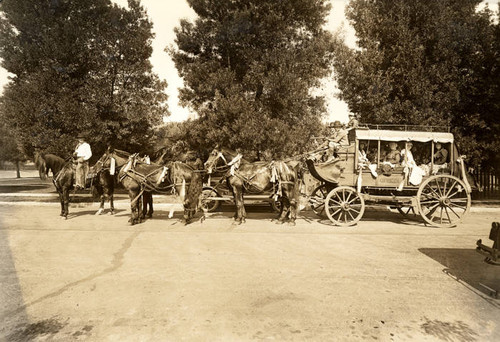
top-left (307, 127), bottom-right (472, 227)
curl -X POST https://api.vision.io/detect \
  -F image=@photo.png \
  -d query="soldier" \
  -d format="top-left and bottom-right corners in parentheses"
top-left (74, 134), bottom-right (92, 189)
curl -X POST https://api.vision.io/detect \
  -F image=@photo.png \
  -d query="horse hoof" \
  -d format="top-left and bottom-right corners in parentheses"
top-left (95, 209), bottom-right (104, 215)
top-left (108, 211), bottom-right (115, 216)
top-left (288, 221), bottom-right (296, 227)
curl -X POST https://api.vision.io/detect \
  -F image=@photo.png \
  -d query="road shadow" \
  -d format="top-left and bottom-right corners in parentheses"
top-left (419, 248), bottom-right (500, 300)
top-left (0, 219), bottom-right (31, 339)
top-left (307, 208), bottom-right (424, 227)
top-left (67, 209), bottom-right (127, 219)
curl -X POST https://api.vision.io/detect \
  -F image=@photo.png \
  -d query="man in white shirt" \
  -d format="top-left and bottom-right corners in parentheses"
top-left (74, 135), bottom-right (92, 189)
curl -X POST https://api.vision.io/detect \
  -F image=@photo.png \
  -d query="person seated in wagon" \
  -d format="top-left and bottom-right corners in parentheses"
top-left (383, 142), bottom-right (401, 166)
top-left (323, 120), bottom-right (349, 162)
top-left (429, 142), bottom-right (449, 175)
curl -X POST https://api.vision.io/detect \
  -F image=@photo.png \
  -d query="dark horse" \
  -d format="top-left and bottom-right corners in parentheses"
top-left (34, 152), bottom-right (75, 219)
top-left (119, 154), bottom-right (203, 225)
top-left (34, 151), bottom-right (66, 181)
top-left (91, 148), bottom-right (133, 216)
top-left (204, 148), bottom-right (301, 225)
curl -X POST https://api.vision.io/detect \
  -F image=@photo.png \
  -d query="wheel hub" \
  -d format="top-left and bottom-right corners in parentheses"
top-left (439, 197), bottom-right (451, 206)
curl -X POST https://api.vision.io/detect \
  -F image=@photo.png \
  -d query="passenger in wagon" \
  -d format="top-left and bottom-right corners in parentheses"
top-left (433, 143), bottom-right (448, 165)
top-left (383, 142), bottom-right (401, 166)
top-left (401, 142), bottom-right (425, 186)
top-left (358, 142), bottom-right (378, 177)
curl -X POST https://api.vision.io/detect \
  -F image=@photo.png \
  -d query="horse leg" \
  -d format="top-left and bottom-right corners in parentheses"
top-left (95, 194), bottom-right (105, 215)
top-left (233, 185), bottom-right (244, 224)
top-left (277, 195), bottom-right (290, 224)
top-left (58, 190), bottom-right (65, 217)
top-left (109, 193), bottom-right (115, 215)
top-left (128, 190), bottom-right (138, 225)
top-left (62, 187), bottom-right (70, 219)
top-left (143, 192), bottom-right (153, 218)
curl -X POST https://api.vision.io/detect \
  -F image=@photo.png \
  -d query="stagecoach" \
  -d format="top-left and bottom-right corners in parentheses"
top-left (307, 125), bottom-right (474, 227)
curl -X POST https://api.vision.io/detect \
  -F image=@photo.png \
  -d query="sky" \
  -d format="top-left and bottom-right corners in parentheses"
top-left (0, 0), bottom-right (498, 124)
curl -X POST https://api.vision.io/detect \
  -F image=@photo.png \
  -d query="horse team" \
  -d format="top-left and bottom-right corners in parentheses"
top-left (34, 146), bottom-right (303, 226)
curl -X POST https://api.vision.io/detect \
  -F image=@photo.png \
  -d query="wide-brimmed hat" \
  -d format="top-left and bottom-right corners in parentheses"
top-left (77, 134), bottom-right (86, 139)
top-left (330, 121), bottom-right (342, 128)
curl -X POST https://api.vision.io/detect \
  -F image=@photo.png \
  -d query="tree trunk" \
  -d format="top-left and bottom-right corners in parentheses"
top-left (16, 160), bottom-right (21, 178)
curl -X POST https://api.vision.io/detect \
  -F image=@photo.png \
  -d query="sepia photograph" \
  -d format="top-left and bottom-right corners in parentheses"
top-left (0, 0), bottom-right (499, 341)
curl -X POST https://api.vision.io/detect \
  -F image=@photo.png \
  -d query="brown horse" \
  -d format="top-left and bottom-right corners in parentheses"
top-left (34, 152), bottom-right (66, 181)
top-left (90, 148), bottom-right (132, 215)
top-left (119, 154), bottom-right (203, 225)
top-left (204, 148), bottom-right (301, 225)
top-left (34, 152), bottom-right (76, 219)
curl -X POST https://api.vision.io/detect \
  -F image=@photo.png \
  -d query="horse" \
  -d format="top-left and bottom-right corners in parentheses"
top-left (90, 148), bottom-right (132, 216)
top-left (34, 151), bottom-right (66, 181)
top-left (34, 152), bottom-right (76, 219)
top-left (118, 154), bottom-right (203, 225)
top-left (204, 148), bottom-right (301, 225)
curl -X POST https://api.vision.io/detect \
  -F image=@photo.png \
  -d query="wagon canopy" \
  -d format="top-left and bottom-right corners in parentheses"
top-left (355, 129), bottom-right (454, 143)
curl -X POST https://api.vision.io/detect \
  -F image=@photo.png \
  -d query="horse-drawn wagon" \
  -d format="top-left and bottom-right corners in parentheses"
top-left (307, 126), bottom-right (473, 227)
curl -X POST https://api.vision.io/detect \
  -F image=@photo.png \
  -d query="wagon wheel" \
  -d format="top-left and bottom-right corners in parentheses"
top-left (417, 175), bottom-right (471, 228)
top-left (309, 184), bottom-right (329, 217)
top-left (200, 186), bottom-right (221, 212)
top-left (325, 186), bottom-right (365, 226)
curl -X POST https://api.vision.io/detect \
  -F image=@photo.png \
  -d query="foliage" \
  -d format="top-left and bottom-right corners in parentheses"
top-left (169, 0), bottom-right (335, 158)
top-left (0, 0), bottom-right (168, 160)
top-left (0, 106), bottom-right (24, 162)
top-left (332, 0), bottom-right (500, 167)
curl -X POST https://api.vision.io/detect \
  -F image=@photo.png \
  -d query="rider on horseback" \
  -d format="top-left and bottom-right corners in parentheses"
top-left (74, 134), bottom-right (92, 189)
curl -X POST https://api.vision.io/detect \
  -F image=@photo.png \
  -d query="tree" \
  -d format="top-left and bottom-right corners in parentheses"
top-left (0, 0), bottom-right (168, 159)
top-left (0, 106), bottom-right (25, 178)
top-left (332, 0), bottom-right (499, 167)
top-left (170, 0), bottom-right (335, 158)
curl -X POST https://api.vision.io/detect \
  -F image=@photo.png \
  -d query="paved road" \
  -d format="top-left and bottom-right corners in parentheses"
top-left (1, 203), bottom-right (500, 341)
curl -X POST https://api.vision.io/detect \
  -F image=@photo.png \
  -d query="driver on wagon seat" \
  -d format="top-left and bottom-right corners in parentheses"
top-left (323, 121), bottom-right (349, 162)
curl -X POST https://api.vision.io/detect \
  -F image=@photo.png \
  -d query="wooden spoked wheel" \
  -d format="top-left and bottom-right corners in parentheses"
top-left (417, 175), bottom-right (471, 228)
top-left (200, 187), bottom-right (221, 212)
top-left (325, 186), bottom-right (365, 226)
top-left (309, 184), bottom-right (329, 217)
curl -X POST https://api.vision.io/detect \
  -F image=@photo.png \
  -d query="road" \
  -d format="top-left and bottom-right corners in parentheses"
top-left (1, 202), bottom-right (500, 341)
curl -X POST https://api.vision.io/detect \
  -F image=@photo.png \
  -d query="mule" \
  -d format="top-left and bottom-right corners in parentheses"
top-left (204, 148), bottom-right (301, 225)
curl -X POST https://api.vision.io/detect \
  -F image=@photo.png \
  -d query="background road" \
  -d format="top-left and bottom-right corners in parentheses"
top-left (1, 201), bottom-right (500, 341)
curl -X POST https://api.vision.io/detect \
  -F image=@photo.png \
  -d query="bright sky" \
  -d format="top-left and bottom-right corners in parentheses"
top-left (0, 0), bottom-right (498, 124)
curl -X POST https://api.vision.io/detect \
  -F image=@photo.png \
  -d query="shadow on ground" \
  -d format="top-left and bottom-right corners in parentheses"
top-left (419, 248), bottom-right (500, 300)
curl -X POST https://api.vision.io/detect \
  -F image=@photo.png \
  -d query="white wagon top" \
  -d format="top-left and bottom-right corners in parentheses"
top-left (355, 129), bottom-right (454, 143)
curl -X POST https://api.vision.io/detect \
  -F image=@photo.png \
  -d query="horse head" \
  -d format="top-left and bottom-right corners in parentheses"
top-left (34, 151), bottom-right (48, 180)
top-left (204, 147), bottom-right (241, 174)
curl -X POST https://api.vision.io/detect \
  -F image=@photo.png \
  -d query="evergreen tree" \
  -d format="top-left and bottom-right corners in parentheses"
top-left (332, 0), bottom-right (499, 167)
top-left (170, 0), bottom-right (335, 157)
top-left (0, 0), bottom-right (168, 158)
